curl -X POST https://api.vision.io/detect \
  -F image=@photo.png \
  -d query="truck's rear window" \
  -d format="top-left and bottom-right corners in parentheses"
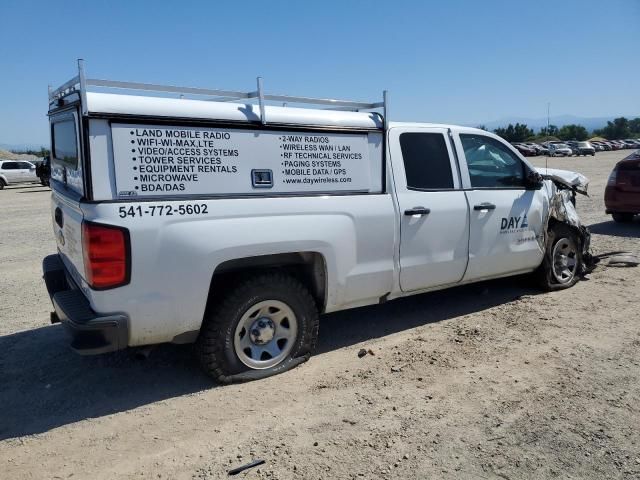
top-left (52, 120), bottom-right (78, 168)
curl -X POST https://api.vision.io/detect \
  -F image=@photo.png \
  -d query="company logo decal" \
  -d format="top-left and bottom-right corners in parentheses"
top-left (118, 190), bottom-right (138, 197)
top-left (500, 214), bottom-right (528, 234)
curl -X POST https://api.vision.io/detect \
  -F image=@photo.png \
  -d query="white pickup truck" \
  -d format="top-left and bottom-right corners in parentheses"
top-left (44, 62), bottom-right (592, 382)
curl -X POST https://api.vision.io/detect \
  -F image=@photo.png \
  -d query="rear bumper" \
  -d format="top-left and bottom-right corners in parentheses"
top-left (43, 254), bottom-right (129, 355)
top-left (604, 186), bottom-right (640, 214)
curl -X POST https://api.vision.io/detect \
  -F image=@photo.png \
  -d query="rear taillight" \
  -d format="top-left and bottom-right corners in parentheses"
top-left (82, 222), bottom-right (130, 289)
top-left (607, 168), bottom-right (618, 186)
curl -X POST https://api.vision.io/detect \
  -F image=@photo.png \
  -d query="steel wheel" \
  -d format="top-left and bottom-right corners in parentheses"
top-left (233, 300), bottom-right (298, 369)
top-left (551, 237), bottom-right (578, 284)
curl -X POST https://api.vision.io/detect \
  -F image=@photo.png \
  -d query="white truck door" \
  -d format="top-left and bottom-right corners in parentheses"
top-left (389, 127), bottom-right (470, 292)
top-left (18, 162), bottom-right (34, 182)
top-left (453, 130), bottom-right (546, 281)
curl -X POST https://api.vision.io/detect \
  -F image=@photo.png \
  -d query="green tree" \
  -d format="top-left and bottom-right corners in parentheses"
top-left (557, 124), bottom-right (589, 141)
top-left (493, 123), bottom-right (534, 142)
top-left (594, 117), bottom-right (631, 139)
top-left (628, 117), bottom-right (640, 135)
top-left (538, 125), bottom-right (559, 137)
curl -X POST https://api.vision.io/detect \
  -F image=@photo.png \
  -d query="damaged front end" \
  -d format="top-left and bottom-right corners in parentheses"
top-left (536, 167), bottom-right (597, 276)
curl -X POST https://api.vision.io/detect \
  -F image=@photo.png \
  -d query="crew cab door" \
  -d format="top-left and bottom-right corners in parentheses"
top-left (453, 130), bottom-right (546, 281)
top-left (389, 127), bottom-right (470, 292)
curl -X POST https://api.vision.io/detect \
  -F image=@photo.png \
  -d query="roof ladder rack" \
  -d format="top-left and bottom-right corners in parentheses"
top-left (49, 60), bottom-right (388, 127)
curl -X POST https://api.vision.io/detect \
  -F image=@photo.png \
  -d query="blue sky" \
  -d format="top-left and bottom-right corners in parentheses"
top-left (1, 0), bottom-right (638, 146)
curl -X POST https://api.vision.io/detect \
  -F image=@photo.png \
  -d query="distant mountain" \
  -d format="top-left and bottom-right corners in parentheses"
top-left (478, 115), bottom-right (638, 133)
top-left (0, 142), bottom-right (47, 152)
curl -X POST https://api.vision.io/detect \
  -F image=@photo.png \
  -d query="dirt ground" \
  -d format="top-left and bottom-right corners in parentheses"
top-left (0, 150), bottom-right (639, 479)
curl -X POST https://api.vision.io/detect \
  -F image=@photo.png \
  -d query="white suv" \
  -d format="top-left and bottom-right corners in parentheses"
top-left (0, 160), bottom-right (38, 189)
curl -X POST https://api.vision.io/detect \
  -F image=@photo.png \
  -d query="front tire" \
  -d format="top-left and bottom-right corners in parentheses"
top-left (535, 223), bottom-right (583, 291)
top-left (0, 179), bottom-right (5, 190)
top-left (196, 272), bottom-right (319, 383)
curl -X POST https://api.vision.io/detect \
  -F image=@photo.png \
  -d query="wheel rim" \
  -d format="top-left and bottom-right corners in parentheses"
top-left (551, 237), bottom-right (578, 284)
top-left (233, 300), bottom-right (298, 369)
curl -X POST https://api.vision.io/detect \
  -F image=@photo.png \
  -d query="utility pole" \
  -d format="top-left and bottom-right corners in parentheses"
top-left (546, 102), bottom-right (550, 168)
top-left (547, 102), bottom-right (550, 133)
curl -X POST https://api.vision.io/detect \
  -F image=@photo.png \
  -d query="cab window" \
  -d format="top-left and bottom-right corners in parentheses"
top-left (400, 132), bottom-right (454, 190)
top-left (460, 134), bottom-right (525, 188)
top-left (1, 162), bottom-right (18, 170)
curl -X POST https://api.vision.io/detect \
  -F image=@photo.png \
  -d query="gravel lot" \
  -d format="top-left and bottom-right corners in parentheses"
top-left (0, 151), bottom-right (639, 479)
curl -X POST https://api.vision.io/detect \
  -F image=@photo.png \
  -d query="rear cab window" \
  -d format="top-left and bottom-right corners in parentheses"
top-left (50, 110), bottom-right (84, 196)
top-left (399, 132), bottom-right (455, 190)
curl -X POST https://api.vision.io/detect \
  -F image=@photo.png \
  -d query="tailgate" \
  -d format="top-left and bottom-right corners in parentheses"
top-left (51, 189), bottom-right (86, 285)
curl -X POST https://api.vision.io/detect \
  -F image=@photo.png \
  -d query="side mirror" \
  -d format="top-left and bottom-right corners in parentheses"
top-left (526, 170), bottom-right (544, 190)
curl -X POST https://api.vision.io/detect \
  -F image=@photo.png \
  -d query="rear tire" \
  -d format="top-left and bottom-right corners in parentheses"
top-left (196, 272), bottom-right (319, 383)
top-left (0, 179), bottom-right (5, 190)
top-left (535, 223), bottom-right (583, 291)
top-left (612, 213), bottom-right (634, 223)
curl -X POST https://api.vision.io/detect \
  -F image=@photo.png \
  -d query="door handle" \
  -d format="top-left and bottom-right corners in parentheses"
top-left (404, 207), bottom-right (431, 216)
top-left (54, 207), bottom-right (64, 228)
top-left (473, 203), bottom-right (496, 211)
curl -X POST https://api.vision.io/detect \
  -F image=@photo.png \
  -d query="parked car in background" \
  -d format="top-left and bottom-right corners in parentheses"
top-left (549, 143), bottom-right (573, 157)
top-left (591, 142), bottom-right (604, 151)
top-left (536, 144), bottom-right (550, 155)
top-left (36, 156), bottom-right (51, 186)
top-left (605, 150), bottom-right (640, 222)
top-left (574, 141), bottom-right (596, 156)
top-left (623, 139), bottom-right (640, 149)
top-left (565, 141), bottom-right (581, 156)
top-left (512, 143), bottom-right (536, 156)
top-left (0, 160), bottom-right (38, 189)
top-left (523, 142), bottom-right (546, 155)
top-left (529, 143), bottom-right (549, 155)
top-left (593, 141), bottom-right (610, 151)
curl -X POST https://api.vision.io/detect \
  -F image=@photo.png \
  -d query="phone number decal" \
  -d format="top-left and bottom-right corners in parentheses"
top-left (118, 203), bottom-right (209, 218)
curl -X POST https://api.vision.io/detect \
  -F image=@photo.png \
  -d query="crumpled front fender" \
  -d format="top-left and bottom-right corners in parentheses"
top-left (536, 167), bottom-right (596, 274)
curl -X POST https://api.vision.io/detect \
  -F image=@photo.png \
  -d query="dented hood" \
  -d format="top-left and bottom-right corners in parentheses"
top-left (535, 167), bottom-right (589, 195)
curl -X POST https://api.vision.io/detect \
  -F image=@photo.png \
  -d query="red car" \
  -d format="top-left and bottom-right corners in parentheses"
top-left (512, 143), bottom-right (536, 156)
top-left (605, 150), bottom-right (640, 222)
